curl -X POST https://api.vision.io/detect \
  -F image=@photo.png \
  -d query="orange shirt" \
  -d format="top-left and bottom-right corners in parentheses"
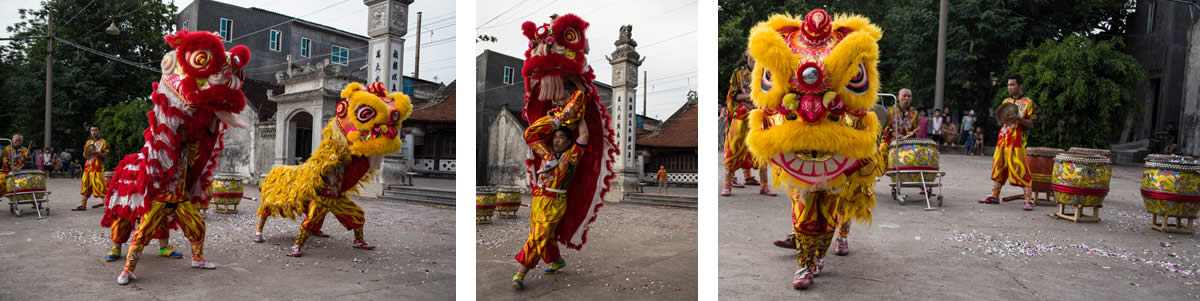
top-left (997, 97), bottom-right (1036, 148)
top-left (657, 169), bottom-right (667, 181)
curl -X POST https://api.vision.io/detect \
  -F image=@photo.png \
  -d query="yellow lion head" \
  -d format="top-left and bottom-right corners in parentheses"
top-left (334, 82), bottom-right (413, 156)
top-left (745, 10), bottom-right (883, 189)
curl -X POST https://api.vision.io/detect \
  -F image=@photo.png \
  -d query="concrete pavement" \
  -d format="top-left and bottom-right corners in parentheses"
top-left (719, 153), bottom-right (1200, 300)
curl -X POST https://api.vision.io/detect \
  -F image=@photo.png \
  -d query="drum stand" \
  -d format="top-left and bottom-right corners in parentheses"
top-left (6, 191), bottom-right (51, 219)
top-left (884, 170), bottom-right (945, 211)
top-left (1003, 192), bottom-right (1055, 206)
top-left (1050, 204), bottom-right (1101, 223)
top-left (1149, 214), bottom-right (1195, 234)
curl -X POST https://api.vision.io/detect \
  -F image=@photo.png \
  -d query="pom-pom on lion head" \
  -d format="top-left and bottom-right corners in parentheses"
top-left (521, 13), bottom-right (593, 105)
top-left (335, 82), bottom-right (412, 156)
top-left (745, 10), bottom-right (883, 190)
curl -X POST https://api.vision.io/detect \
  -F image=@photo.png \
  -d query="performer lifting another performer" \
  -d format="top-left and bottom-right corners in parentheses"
top-left (103, 30), bottom-right (253, 285)
top-left (978, 74), bottom-right (1037, 210)
top-left (512, 13), bottom-right (618, 290)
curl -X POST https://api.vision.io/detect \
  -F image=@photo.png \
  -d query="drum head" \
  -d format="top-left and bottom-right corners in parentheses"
top-left (871, 104), bottom-right (888, 129)
top-left (995, 102), bottom-right (1018, 125)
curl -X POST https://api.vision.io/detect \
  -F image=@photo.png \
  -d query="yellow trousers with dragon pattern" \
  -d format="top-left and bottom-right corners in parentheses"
top-left (514, 192), bottom-right (566, 269)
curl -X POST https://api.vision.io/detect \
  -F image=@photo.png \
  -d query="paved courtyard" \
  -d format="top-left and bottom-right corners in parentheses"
top-left (476, 195), bottom-right (698, 300)
top-left (0, 177), bottom-right (455, 299)
top-left (719, 153), bottom-right (1200, 300)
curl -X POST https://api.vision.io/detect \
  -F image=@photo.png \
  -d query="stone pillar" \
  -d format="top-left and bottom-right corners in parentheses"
top-left (366, 0), bottom-right (413, 185)
top-left (605, 25), bottom-right (646, 201)
top-left (365, 0), bottom-right (411, 93)
top-left (1183, 20), bottom-right (1200, 156)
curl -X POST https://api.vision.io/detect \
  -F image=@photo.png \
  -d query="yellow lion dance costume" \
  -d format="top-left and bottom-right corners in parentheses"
top-left (254, 82), bottom-right (412, 257)
top-left (744, 9), bottom-right (884, 289)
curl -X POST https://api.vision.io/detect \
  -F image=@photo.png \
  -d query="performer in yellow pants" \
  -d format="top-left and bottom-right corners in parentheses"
top-left (513, 115), bottom-right (588, 290)
top-left (722, 53), bottom-right (773, 196)
top-left (104, 216), bottom-right (182, 262)
top-left (76, 126), bottom-right (109, 211)
top-left (979, 75), bottom-right (1037, 210)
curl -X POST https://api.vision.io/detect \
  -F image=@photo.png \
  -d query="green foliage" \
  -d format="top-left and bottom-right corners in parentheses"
top-left (93, 99), bottom-right (152, 170)
top-left (477, 34), bottom-right (498, 43)
top-left (717, 0), bottom-right (1132, 140)
top-left (0, 0), bottom-right (177, 154)
top-left (998, 35), bottom-right (1144, 149)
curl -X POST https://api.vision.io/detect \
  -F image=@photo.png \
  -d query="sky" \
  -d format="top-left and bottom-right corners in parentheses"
top-left (0, 0), bottom-right (457, 84)
top-left (476, 0), bottom-right (698, 121)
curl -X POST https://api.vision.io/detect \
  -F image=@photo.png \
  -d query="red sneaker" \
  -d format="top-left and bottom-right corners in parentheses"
top-left (744, 177), bottom-right (761, 186)
top-left (286, 246), bottom-right (303, 257)
top-left (352, 240), bottom-right (376, 250)
top-left (760, 186), bottom-right (777, 196)
top-left (71, 205), bottom-right (86, 211)
top-left (1023, 200), bottom-right (1034, 211)
top-left (835, 237), bottom-right (849, 256)
top-left (792, 268), bottom-right (813, 289)
top-left (978, 196), bottom-right (998, 204)
top-left (773, 234), bottom-right (796, 249)
top-left (731, 182), bottom-right (745, 188)
top-left (312, 230), bottom-right (330, 238)
top-left (720, 186), bottom-right (732, 196)
top-left (813, 259), bottom-right (824, 277)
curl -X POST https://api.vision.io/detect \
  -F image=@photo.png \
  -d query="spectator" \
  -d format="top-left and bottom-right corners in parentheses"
top-left (960, 110), bottom-right (976, 145)
top-left (657, 165), bottom-right (669, 194)
top-left (931, 109), bottom-right (940, 144)
top-left (70, 160), bottom-right (82, 178)
top-left (972, 127), bottom-right (985, 155)
top-left (916, 110), bottom-right (930, 139)
top-left (942, 118), bottom-right (959, 147)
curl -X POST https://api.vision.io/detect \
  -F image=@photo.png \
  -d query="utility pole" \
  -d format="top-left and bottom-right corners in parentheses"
top-left (45, 10), bottom-right (53, 148)
top-left (414, 12), bottom-right (421, 79)
top-left (934, 0), bottom-right (947, 110)
top-left (642, 71), bottom-right (647, 116)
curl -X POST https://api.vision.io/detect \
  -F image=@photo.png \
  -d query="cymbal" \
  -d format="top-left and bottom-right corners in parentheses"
top-left (995, 102), bottom-right (1018, 125)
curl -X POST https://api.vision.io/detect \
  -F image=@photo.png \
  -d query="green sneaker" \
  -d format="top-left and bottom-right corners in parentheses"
top-left (543, 259), bottom-right (566, 274)
top-left (158, 245), bottom-right (183, 259)
top-left (512, 271), bottom-right (526, 290)
top-left (104, 246), bottom-right (121, 262)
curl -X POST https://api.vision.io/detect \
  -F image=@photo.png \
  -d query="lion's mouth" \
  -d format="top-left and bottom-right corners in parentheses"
top-left (770, 150), bottom-right (858, 185)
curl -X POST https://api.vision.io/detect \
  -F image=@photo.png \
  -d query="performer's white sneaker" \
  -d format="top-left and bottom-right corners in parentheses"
top-left (117, 270), bottom-right (135, 285)
top-left (191, 259), bottom-right (216, 269)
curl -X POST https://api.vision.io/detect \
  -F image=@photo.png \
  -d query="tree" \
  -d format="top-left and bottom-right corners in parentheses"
top-left (93, 99), bottom-right (152, 170)
top-left (0, 0), bottom-right (177, 155)
top-left (999, 35), bottom-right (1144, 149)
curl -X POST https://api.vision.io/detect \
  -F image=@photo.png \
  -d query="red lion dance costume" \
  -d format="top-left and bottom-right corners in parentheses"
top-left (102, 30), bottom-right (251, 285)
top-left (511, 13), bottom-right (618, 289)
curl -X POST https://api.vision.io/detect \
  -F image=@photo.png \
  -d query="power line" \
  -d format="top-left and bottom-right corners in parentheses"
top-left (477, 0), bottom-right (535, 29)
top-left (230, 0), bottom-right (353, 42)
top-left (477, 0), bottom-right (562, 31)
top-left (52, 37), bottom-right (158, 73)
top-left (58, 0), bottom-right (98, 28)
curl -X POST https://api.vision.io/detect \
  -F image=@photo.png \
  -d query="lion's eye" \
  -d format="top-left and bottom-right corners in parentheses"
top-left (355, 105), bottom-right (377, 123)
top-left (846, 63), bottom-right (868, 95)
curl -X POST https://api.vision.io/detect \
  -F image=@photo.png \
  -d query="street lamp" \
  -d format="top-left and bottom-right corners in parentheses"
top-left (105, 20), bottom-right (120, 35)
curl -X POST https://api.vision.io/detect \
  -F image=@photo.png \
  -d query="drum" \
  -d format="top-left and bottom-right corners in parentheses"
top-left (1026, 147), bottom-right (1065, 194)
top-left (209, 173), bottom-right (244, 214)
top-left (1052, 154), bottom-right (1112, 207)
top-left (476, 187), bottom-right (496, 223)
top-left (495, 187), bottom-right (521, 219)
top-left (888, 138), bottom-right (939, 182)
top-left (104, 171), bottom-right (115, 183)
top-left (1146, 154), bottom-right (1194, 162)
top-left (5, 170), bottom-right (47, 202)
top-left (1141, 159), bottom-right (1200, 220)
top-left (1067, 147), bottom-right (1112, 160)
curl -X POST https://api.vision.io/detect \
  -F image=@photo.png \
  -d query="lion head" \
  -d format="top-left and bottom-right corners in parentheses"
top-left (335, 82), bottom-right (412, 156)
top-left (521, 13), bottom-right (593, 105)
top-left (745, 10), bottom-right (883, 190)
top-left (160, 30), bottom-right (252, 129)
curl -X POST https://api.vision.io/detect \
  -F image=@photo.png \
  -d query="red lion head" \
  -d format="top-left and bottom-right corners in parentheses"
top-left (520, 13), bottom-right (596, 123)
top-left (161, 30), bottom-right (252, 129)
